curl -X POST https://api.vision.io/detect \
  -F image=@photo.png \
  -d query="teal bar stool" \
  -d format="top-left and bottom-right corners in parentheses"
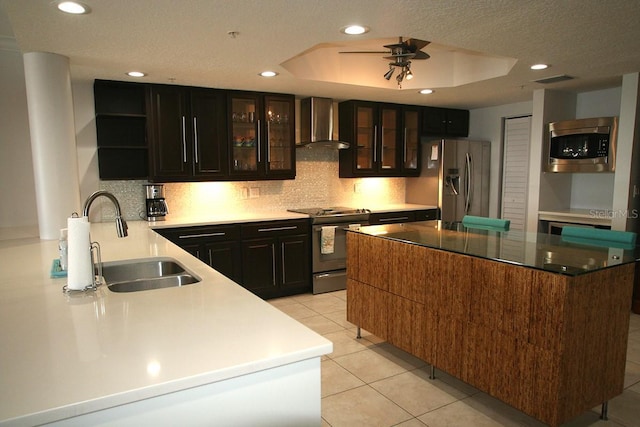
top-left (561, 226), bottom-right (637, 249)
top-left (462, 215), bottom-right (510, 231)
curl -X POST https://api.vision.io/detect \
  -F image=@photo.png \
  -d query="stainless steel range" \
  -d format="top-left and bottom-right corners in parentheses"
top-left (288, 207), bottom-right (370, 294)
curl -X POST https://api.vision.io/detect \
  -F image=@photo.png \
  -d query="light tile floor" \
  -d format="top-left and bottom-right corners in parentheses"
top-left (269, 291), bottom-right (640, 427)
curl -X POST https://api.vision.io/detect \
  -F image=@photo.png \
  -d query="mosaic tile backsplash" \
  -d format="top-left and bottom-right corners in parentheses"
top-left (98, 149), bottom-right (406, 221)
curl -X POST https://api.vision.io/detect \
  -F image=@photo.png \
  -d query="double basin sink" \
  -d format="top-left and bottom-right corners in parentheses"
top-left (101, 257), bottom-right (200, 293)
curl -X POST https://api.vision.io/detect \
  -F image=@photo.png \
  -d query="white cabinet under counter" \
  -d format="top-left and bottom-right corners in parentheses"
top-left (0, 221), bottom-right (331, 426)
top-left (538, 208), bottom-right (613, 233)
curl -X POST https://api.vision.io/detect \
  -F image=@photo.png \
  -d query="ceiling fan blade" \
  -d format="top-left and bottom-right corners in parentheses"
top-left (405, 38), bottom-right (430, 51)
top-left (413, 51), bottom-right (430, 60)
top-left (383, 42), bottom-right (406, 50)
top-left (339, 51), bottom-right (391, 54)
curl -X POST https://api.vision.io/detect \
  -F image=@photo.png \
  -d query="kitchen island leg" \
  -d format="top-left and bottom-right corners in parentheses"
top-left (600, 402), bottom-right (608, 420)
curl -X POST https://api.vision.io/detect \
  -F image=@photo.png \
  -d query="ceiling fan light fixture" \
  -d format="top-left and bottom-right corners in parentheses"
top-left (384, 67), bottom-right (395, 80)
top-left (341, 25), bottom-right (369, 35)
top-left (405, 66), bottom-right (413, 80)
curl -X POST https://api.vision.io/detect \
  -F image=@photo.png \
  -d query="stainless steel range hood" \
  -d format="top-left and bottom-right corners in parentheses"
top-left (298, 97), bottom-right (349, 149)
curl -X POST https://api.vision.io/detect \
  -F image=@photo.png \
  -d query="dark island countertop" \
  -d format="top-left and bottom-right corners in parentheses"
top-left (352, 220), bottom-right (639, 276)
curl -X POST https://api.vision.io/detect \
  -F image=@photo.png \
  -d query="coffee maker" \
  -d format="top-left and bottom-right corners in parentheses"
top-left (145, 184), bottom-right (168, 221)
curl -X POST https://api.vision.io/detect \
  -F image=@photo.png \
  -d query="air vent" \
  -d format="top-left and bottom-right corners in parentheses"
top-left (533, 74), bottom-right (574, 84)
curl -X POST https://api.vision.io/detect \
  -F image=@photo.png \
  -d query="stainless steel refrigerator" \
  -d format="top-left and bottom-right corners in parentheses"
top-left (406, 139), bottom-right (491, 223)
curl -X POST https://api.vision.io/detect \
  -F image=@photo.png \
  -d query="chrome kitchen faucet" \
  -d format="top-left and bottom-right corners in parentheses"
top-left (83, 190), bottom-right (128, 237)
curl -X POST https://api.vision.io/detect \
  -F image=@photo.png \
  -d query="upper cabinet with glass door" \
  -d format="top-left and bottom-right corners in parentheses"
top-left (339, 100), bottom-right (405, 177)
top-left (400, 106), bottom-right (421, 176)
top-left (264, 95), bottom-right (294, 177)
top-left (228, 92), bottom-right (295, 180)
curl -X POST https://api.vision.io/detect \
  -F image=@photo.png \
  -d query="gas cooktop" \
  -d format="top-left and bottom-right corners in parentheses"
top-left (287, 207), bottom-right (370, 217)
top-left (288, 207), bottom-right (371, 224)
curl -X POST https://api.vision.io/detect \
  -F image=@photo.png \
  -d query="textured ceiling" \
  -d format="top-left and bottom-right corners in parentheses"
top-left (2, 0), bottom-right (640, 109)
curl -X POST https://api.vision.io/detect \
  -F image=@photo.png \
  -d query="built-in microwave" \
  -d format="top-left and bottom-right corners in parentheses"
top-left (544, 117), bottom-right (617, 173)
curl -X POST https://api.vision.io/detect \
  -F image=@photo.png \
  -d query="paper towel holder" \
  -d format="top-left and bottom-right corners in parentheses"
top-left (62, 212), bottom-right (103, 293)
top-left (63, 240), bottom-right (102, 293)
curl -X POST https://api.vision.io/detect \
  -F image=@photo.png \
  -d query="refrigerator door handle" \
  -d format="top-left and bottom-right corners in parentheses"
top-left (465, 152), bottom-right (472, 214)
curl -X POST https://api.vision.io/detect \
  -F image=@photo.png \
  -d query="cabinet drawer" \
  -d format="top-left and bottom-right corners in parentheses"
top-left (241, 219), bottom-right (310, 238)
top-left (414, 209), bottom-right (439, 221)
top-left (369, 211), bottom-right (416, 225)
top-left (156, 224), bottom-right (240, 243)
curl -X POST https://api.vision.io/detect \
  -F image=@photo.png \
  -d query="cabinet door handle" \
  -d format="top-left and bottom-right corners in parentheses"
top-left (373, 125), bottom-right (378, 162)
top-left (181, 116), bottom-right (187, 163)
top-left (258, 226), bottom-right (297, 233)
top-left (266, 121), bottom-right (271, 164)
top-left (178, 232), bottom-right (226, 239)
top-left (193, 116), bottom-right (199, 164)
top-left (271, 243), bottom-right (276, 286)
top-left (257, 119), bottom-right (261, 163)
top-left (208, 248), bottom-right (213, 266)
top-left (403, 128), bottom-right (408, 163)
top-left (195, 249), bottom-right (200, 259)
top-left (281, 243), bottom-right (286, 284)
top-left (378, 216), bottom-right (409, 222)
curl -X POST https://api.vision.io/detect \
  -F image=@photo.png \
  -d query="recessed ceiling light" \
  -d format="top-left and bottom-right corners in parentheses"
top-left (126, 71), bottom-right (146, 78)
top-left (341, 25), bottom-right (369, 35)
top-left (531, 64), bottom-right (549, 70)
top-left (259, 71), bottom-right (278, 77)
top-left (56, 1), bottom-right (90, 14)
top-left (419, 89), bottom-right (434, 95)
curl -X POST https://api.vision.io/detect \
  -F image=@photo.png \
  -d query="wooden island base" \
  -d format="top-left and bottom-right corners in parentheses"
top-left (346, 232), bottom-right (634, 427)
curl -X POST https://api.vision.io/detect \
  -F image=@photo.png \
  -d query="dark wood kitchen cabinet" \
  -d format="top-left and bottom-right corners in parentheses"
top-left (368, 208), bottom-right (438, 225)
top-left (339, 100), bottom-right (401, 177)
top-left (155, 224), bottom-right (241, 282)
top-left (400, 106), bottom-right (422, 176)
top-left (148, 85), bottom-right (227, 181)
top-left (240, 219), bottom-right (310, 299)
top-left (339, 100), bottom-right (422, 177)
top-left (228, 92), bottom-right (296, 180)
top-left (94, 80), bottom-right (149, 179)
top-left (422, 107), bottom-right (469, 137)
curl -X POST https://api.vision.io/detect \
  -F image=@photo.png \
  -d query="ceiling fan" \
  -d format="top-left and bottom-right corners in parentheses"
top-left (340, 37), bottom-right (430, 87)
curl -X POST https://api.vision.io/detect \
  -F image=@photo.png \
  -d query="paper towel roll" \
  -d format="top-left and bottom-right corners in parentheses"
top-left (67, 216), bottom-right (93, 290)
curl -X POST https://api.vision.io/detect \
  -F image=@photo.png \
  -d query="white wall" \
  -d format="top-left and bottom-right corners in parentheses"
top-left (569, 87), bottom-right (621, 209)
top-left (0, 42), bottom-right (37, 230)
top-left (469, 101), bottom-right (532, 218)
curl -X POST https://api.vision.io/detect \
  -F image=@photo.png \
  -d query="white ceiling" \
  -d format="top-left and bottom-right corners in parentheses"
top-left (2, 0), bottom-right (640, 109)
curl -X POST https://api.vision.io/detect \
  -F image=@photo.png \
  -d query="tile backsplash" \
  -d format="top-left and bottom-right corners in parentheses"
top-left (98, 149), bottom-right (406, 221)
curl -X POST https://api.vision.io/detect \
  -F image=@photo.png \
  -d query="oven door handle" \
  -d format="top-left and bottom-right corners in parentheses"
top-left (313, 225), bottom-right (353, 232)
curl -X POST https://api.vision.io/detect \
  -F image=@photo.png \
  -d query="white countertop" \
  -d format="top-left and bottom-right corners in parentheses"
top-left (149, 204), bottom-right (437, 228)
top-left (538, 208), bottom-right (612, 226)
top-left (367, 203), bottom-right (437, 213)
top-left (153, 210), bottom-right (311, 228)
top-left (0, 220), bottom-right (332, 426)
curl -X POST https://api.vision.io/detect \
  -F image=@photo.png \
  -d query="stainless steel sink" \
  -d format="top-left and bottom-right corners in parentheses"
top-left (101, 257), bottom-right (200, 293)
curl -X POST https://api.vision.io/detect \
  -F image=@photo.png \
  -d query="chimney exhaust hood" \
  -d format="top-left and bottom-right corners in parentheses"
top-left (298, 97), bottom-right (349, 149)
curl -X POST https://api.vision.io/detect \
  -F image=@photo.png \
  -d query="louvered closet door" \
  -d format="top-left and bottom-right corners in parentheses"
top-left (501, 116), bottom-right (531, 231)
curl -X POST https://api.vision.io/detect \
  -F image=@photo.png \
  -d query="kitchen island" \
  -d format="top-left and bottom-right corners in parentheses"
top-left (346, 221), bottom-right (638, 427)
top-left (0, 221), bottom-right (332, 426)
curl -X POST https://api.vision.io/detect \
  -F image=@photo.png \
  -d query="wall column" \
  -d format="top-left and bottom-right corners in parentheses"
top-left (23, 52), bottom-right (81, 240)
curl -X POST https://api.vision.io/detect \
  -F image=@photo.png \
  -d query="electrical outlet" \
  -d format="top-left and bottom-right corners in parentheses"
top-left (241, 187), bottom-right (249, 199)
top-left (354, 183), bottom-right (362, 194)
top-left (249, 187), bottom-right (260, 198)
